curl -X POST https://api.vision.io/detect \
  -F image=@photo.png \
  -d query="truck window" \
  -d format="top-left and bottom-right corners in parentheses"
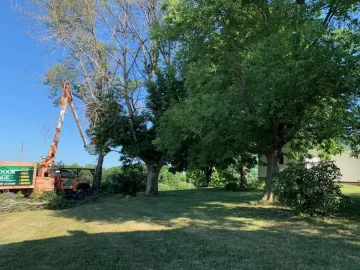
top-left (60, 170), bottom-right (73, 178)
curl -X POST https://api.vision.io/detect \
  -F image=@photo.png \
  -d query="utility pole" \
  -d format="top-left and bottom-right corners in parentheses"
top-left (20, 142), bottom-right (24, 162)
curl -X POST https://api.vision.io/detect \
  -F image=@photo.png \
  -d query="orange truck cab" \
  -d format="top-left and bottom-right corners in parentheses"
top-left (53, 168), bottom-right (91, 200)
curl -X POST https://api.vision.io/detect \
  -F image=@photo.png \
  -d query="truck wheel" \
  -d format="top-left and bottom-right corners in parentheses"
top-left (76, 190), bottom-right (87, 200)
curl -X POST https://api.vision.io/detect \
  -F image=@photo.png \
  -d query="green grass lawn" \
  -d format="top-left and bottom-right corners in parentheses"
top-left (1, 185), bottom-right (360, 270)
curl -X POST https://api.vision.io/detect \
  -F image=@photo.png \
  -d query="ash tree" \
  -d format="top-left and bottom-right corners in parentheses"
top-left (21, 0), bottom-right (182, 195)
top-left (20, 0), bottom-right (116, 191)
top-left (157, 0), bottom-right (360, 201)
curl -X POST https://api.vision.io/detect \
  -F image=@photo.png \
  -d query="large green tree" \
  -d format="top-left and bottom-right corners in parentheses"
top-left (158, 0), bottom-right (360, 200)
top-left (93, 64), bottom-right (186, 195)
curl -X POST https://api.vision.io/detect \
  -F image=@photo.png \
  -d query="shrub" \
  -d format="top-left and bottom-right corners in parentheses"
top-left (224, 182), bottom-right (240, 191)
top-left (247, 169), bottom-right (264, 190)
top-left (158, 183), bottom-right (172, 191)
top-left (101, 180), bottom-right (123, 195)
top-left (16, 191), bottom-right (25, 200)
top-left (186, 169), bottom-right (223, 187)
top-left (99, 181), bottom-right (113, 194)
top-left (274, 161), bottom-right (346, 216)
top-left (102, 165), bottom-right (195, 193)
top-left (222, 168), bottom-right (263, 191)
top-left (159, 167), bottom-right (195, 190)
top-left (38, 191), bottom-right (69, 209)
top-left (109, 165), bottom-right (147, 196)
top-left (100, 165), bottom-right (147, 195)
top-left (121, 176), bottom-right (143, 196)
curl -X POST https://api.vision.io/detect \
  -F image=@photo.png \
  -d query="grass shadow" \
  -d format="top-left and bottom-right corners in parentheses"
top-left (1, 227), bottom-right (359, 270)
top-left (54, 189), bottom-right (292, 228)
top-left (2, 188), bottom-right (360, 269)
top-left (52, 188), bottom-right (360, 237)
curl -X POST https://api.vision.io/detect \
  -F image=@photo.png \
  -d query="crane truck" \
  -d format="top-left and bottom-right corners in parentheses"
top-left (0, 83), bottom-right (97, 199)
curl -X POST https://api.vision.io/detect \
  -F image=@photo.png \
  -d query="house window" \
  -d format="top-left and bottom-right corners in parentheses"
top-left (279, 152), bottom-right (284, 165)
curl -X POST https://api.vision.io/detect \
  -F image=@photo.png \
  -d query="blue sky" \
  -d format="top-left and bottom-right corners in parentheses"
top-left (0, 1), bottom-right (120, 168)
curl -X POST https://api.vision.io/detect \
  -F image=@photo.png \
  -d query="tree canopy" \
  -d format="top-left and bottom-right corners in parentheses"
top-left (22, 0), bottom-right (360, 199)
top-left (157, 0), bottom-right (360, 200)
top-left (22, 0), bottom-right (180, 195)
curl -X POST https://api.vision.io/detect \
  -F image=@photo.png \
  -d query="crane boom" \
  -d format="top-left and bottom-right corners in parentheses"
top-left (38, 83), bottom-right (95, 177)
top-left (68, 99), bottom-right (88, 148)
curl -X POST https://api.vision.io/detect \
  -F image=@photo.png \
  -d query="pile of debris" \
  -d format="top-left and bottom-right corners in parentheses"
top-left (0, 193), bottom-right (48, 213)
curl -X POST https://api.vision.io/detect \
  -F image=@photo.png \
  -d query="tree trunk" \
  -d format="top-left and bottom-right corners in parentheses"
top-left (145, 153), bottom-right (166, 196)
top-left (145, 165), bottom-right (161, 196)
top-left (94, 150), bottom-right (105, 193)
top-left (203, 165), bottom-right (213, 187)
top-left (239, 166), bottom-right (248, 189)
top-left (262, 148), bottom-right (280, 202)
top-left (205, 173), bottom-right (211, 187)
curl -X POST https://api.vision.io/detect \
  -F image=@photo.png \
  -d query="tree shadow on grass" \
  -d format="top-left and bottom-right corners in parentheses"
top-left (1, 227), bottom-right (359, 270)
top-left (340, 192), bottom-right (360, 219)
top-left (52, 189), bottom-right (360, 238)
top-left (53, 189), bottom-right (293, 228)
top-left (2, 189), bottom-right (360, 269)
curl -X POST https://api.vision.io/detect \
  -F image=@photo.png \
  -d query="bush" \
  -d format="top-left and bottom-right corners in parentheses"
top-left (38, 191), bottom-right (69, 209)
top-left (222, 168), bottom-right (263, 191)
top-left (100, 181), bottom-right (115, 194)
top-left (224, 182), bottom-right (240, 191)
top-left (102, 165), bottom-right (195, 194)
top-left (102, 165), bottom-right (147, 196)
top-left (158, 183), bottom-right (172, 191)
top-left (186, 169), bottom-right (223, 187)
top-left (247, 169), bottom-right (264, 190)
top-left (274, 161), bottom-right (346, 216)
top-left (159, 167), bottom-right (195, 190)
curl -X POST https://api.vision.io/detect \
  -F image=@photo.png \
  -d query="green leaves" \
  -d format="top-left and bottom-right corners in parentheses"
top-left (159, 0), bottom-right (360, 155)
top-left (274, 161), bottom-right (346, 216)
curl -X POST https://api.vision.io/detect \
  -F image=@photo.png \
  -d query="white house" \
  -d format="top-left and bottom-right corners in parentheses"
top-left (258, 145), bottom-right (360, 183)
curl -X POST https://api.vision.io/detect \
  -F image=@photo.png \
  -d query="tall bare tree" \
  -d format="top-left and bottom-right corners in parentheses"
top-left (20, 0), bottom-right (173, 195)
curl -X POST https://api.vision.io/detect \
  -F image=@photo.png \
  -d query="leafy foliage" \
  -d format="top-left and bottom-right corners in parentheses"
top-left (158, 166), bottom-right (194, 190)
top-left (24, 0), bottom-right (184, 196)
top-left (23, 0), bottom-right (360, 200)
top-left (274, 161), bottom-right (348, 216)
top-left (38, 191), bottom-right (70, 210)
top-left (101, 165), bottom-right (147, 196)
top-left (186, 168), bottom-right (223, 187)
top-left (222, 169), bottom-right (263, 191)
top-left (224, 182), bottom-right (241, 192)
top-left (158, 0), bottom-right (360, 200)
top-left (92, 64), bottom-right (186, 195)
top-left (101, 165), bottom-right (194, 193)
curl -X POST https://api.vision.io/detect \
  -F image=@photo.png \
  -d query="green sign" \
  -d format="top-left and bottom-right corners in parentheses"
top-left (0, 166), bottom-right (34, 187)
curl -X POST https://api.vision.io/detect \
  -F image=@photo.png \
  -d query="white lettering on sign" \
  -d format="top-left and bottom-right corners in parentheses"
top-left (0, 170), bottom-right (17, 175)
top-left (0, 176), bottom-right (9, 180)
